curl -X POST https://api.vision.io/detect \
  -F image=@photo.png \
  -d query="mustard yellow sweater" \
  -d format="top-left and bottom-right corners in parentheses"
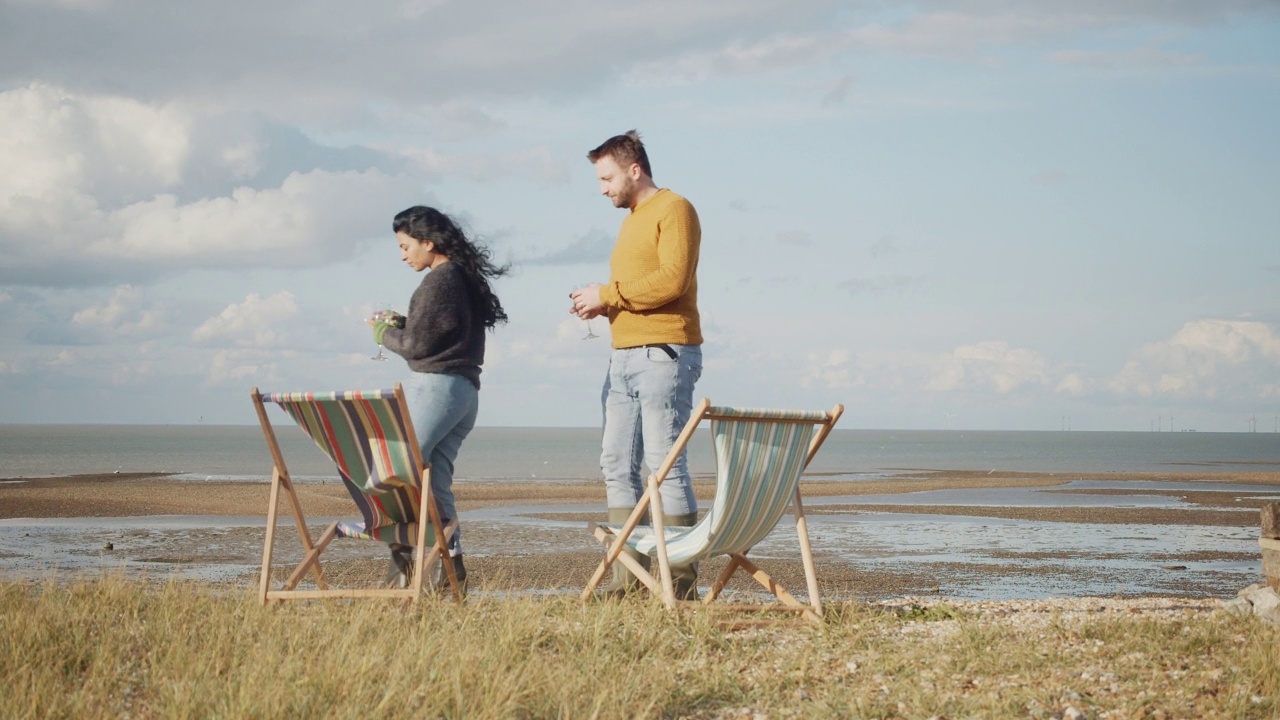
top-left (598, 188), bottom-right (702, 348)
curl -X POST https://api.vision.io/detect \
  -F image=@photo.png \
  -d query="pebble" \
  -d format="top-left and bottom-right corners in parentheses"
top-left (868, 596), bottom-right (1222, 635)
top-left (1233, 584), bottom-right (1280, 625)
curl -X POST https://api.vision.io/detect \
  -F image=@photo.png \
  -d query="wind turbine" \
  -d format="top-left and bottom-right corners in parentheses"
top-left (943, 412), bottom-right (958, 430)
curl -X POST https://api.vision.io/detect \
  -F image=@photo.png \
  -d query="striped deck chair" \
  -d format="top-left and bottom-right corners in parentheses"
top-left (250, 384), bottom-right (462, 604)
top-left (582, 398), bottom-right (843, 623)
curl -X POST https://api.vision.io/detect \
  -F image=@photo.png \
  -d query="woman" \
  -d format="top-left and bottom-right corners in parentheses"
top-left (371, 205), bottom-right (508, 594)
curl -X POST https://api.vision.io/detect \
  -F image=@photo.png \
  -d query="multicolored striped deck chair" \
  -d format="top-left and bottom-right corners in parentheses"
top-left (582, 398), bottom-right (843, 624)
top-left (250, 384), bottom-right (462, 604)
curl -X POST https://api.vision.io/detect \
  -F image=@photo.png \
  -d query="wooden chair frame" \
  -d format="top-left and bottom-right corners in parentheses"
top-left (582, 398), bottom-right (844, 624)
top-left (250, 384), bottom-right (463, 604)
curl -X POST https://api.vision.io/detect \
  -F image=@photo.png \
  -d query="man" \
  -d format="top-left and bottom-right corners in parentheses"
top-left (570, 130), bottom-right (703, 599)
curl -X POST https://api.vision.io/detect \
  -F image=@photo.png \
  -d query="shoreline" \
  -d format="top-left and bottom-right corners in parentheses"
top-left (2, 469), bottom-right (1273, 603)
top-left (2, 468), bottom-right (1278, 520)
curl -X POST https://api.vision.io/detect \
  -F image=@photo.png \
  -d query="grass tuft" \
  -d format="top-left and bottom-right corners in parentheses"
top-left (2, 577), bottom-right (1278, 719)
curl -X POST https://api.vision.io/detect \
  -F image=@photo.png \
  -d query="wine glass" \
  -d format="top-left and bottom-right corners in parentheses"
top-left (368, 308), bottom-right (390, 361)
top-left (570, 285), bottom-right (600, 340)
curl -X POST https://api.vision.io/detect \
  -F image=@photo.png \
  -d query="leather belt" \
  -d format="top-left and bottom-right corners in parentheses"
top-left (640, 343), bottom-right (677, 360)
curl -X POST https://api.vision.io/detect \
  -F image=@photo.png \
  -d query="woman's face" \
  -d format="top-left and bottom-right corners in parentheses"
top-left (397, 231), bottom-right (436, 272)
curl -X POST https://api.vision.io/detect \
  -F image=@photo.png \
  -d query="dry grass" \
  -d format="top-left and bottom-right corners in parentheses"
top-left (2, 576), bottom-right (1277, 719)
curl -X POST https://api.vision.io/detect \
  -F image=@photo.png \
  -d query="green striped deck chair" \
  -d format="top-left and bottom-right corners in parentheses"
top-left (583, 398), bottom-right (843, 623)
top-left (250, 384), bottom-right (462, 604)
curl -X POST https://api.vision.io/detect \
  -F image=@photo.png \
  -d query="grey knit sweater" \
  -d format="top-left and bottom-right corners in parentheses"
top-left (381, 262), bottom-right (485, 389)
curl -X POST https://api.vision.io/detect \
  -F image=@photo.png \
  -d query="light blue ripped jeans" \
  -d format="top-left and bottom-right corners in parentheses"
top-left (404, 371), bottom-right (478, 557)
top-left (600, 344), bottom-right (703, 516)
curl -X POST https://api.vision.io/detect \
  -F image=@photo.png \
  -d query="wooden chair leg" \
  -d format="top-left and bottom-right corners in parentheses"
top-left (585, 524), bottom-right (663, 596)
top-left (581, 487), bottom-right (657, 601)
top-left (649, 474), bottom-right (676, 608)
top-left (284, 521), bottom-right (339, 591)
top-left (259, 467), bottom-right (285, 605)
top-left (582, 525), bottom-right (614, 599)
top-left (736, 554), bottom-right (820, 623)
top-left (280, 476), bottom-right (326, 589)
top-left (704, 555), bottom-right (742, 604)
top-left (792, 490), bottom-right (823, 617)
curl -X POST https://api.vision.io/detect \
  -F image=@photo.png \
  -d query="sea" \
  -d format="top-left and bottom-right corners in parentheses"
top-left (1, 424), bottom-right (1278, 482)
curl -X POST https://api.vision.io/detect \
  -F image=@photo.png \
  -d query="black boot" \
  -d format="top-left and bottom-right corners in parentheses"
top-left (384, 544), bottom-right (414, 589)
top-left (430, 554), bottom-right (468, 597)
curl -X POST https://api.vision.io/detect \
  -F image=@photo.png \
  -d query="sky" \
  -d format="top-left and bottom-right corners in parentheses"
top-left (1, 0), bottom-right (1278, 432)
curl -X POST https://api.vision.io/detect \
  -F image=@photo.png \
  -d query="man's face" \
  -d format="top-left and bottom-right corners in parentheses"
top-left (595, 155), bottom-right (637, 209)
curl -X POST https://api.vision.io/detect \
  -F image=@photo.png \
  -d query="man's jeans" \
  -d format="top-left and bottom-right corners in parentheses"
top-left (405, 371), bottom-right (478, 557)
top-left (600, 344), bottom-right (703, 516)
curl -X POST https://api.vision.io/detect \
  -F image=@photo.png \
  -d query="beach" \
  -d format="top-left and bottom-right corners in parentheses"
top-left (2, 469), bottom-right (1275, 602)
top-left (5, 468), bottom-right (1280, 718)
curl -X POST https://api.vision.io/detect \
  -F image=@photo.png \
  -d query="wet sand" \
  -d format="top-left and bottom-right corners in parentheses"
top-left (6, 469), bottom-right (1278, 520)
top-left (2, 469), bottom-right (1276, 601)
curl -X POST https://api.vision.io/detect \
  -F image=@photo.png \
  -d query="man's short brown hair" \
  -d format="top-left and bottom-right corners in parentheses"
top-left (587, 130), bottom-right (652, 179)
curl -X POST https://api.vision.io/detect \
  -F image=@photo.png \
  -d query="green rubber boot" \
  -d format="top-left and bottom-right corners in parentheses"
top-left (598, 507), bottom-right (651, 598)
top-left (666, 513), bottom-right (700, 601)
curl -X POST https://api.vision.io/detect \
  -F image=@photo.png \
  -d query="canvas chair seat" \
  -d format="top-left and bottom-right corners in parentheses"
top-left (583, 399), bottom-right (843, 624)
top-left (251, 384), bottom-right (463, 604)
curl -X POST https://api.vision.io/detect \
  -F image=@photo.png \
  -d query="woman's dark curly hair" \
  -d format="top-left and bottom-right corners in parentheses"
top-left (392, 206), bottom-right (509, 328)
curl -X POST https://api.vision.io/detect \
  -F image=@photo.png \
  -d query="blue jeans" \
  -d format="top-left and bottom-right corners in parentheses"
top-left (405, 372), bottom-right (478, 557)
top-left (600, 344), bottom-right (703, 516)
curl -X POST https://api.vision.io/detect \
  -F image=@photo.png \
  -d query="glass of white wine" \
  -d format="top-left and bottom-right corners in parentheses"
top-left (367, 307), bottom-right (397, 361)
top-left (570, 285), bottom-right (599, 340)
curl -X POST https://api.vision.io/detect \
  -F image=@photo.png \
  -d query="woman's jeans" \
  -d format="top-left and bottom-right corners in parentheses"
top-left (405, 372), bottom-right (478, 557)
top-left (600, 344), bottom-right (703, 516)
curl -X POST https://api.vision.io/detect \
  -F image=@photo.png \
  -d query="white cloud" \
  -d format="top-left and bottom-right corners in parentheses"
top-left (926, 341), bottom-right (1050, 394)
top-left (192, 292), bottom-right (299, 348)
top-left (501, 333), bottom-right (589, 371)
top-left (1055, 372), bottom-right (1093, 396)
top-left (1, 166), bottom-right (417, 285)
top-left (205, 348), bottom-right (293, 384)
top-left (0, 84), bottom-right (190, 208)
top-left (0, 84), bottom-right (419, 287)
top-left (219, 141), bottom-right (265, 179)
top-left (1108, 319), bottom-right (1280, 400)
top-left (802, 348), bottom-right (859, 389)
top-left (102, 170), bottom-right (400, 261)
top-left (71, 285), bottom-right (161, 335)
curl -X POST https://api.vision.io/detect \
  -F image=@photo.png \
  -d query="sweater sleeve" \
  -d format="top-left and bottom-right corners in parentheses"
top-left (598, 198), bottom-right (699, 312)
top-left (381, 267), bottom-right (467, 361)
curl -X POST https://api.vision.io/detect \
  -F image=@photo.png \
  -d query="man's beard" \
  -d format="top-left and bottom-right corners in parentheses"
top-left (612, 179), bottom-right (636, 208)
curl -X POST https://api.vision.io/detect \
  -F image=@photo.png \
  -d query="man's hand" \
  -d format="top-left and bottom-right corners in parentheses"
top-left (569, 283), bottom-right (605, 319)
